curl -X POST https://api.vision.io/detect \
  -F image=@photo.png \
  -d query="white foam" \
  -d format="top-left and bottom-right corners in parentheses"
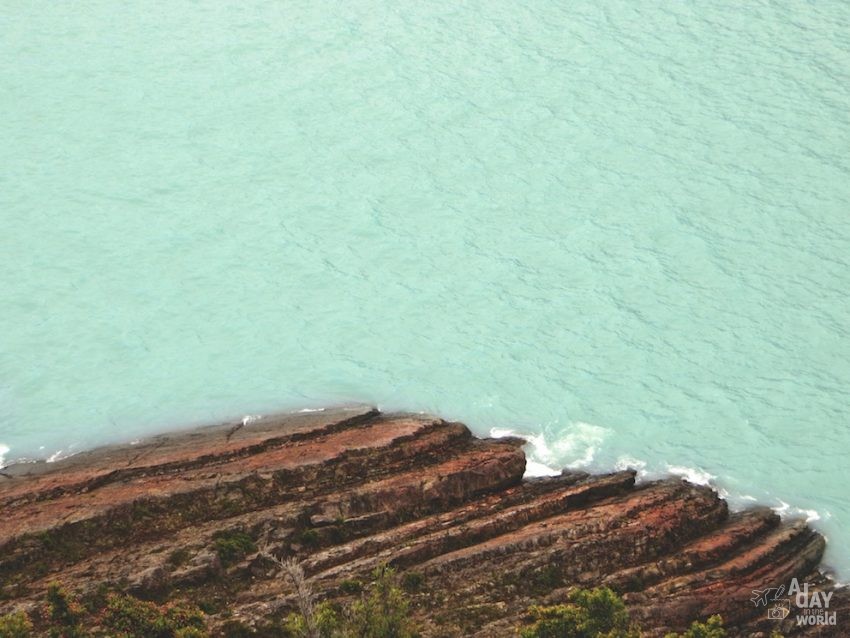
top-left (526, 432), bottom-right (556, 465)
top-left (525, 459), bottom-right (561, 477)
top-left (491, 422), bottom-right (610, 476)
top-left (774, 499), bottom-right (820, 523)
top-left (491, 428), bottom-right (829, 534)
top-left (615, 455), bottom-right (647, 476)
top-left (665, 464), bottom-right (716, 486)
top-left (491, 428), bottom-right (558, 477)
top-left (552, 421), bottom-right (610, 469)
top-left (46, 449), bottom-right (65, 463)
top-left (490, 428), bottom-right (551, 460)
top-left (241, 414), bottom-right (263, 425)
top-left (0, 443), bottom-right (9, 469)
top-left (298, 408), bottom-right (325, 413)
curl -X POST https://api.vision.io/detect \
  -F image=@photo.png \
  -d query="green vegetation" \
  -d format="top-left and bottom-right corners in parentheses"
top-left (37, 531), bottom-right (85, 563)
top-left (664, 615), bottom-right (725, 638)
top-left (101, 594), bottom-right (207, 637)
top-left (399, 572), bottom-right (424, 593)
top-left (519, 587), bottom-right (727, 638)
top-left (0, 585), bottom-right (208, 638)
top-left (346, 565), bottom-right (417, 638)
top-left (79, 584), bottom-right (111, 615)
top-left (0, 612), bottom-right (33, 638)
top-left (212, 530), bottom-right (257, 567)
top-left (46, 582), bottom-right (86, 637)
top-left (338, 580), bottom-right (364, 596)
top-left (282, 564), bottom-right (418, 638)
top-left (296, 529), bottom-right (321, 548)
top-left (0, 574), bottom-right (744, 638)
top-left (520, 587), bottom-right (639, 638)
top-left (284, 602), bottom-right (343, 638)
top-left (530, 565), bottom-right (563, 594)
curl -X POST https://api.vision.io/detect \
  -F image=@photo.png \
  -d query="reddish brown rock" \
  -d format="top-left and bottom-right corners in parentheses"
top-left (0, 406), bottom-right (845, 636)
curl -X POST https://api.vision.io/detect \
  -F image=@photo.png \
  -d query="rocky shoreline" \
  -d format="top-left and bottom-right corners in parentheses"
top-left (0, 406), bottom-right (846, 636)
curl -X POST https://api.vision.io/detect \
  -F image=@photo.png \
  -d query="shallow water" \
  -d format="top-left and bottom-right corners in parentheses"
top-left (2, 1), bottom-right (849, 575)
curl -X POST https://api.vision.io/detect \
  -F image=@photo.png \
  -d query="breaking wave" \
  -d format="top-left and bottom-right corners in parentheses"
top-left (491, 421), bottom-right (611, 477)
top-left (491, 429), bottom-right (826, 534)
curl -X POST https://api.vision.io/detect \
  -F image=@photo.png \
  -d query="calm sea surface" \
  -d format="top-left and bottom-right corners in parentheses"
top-left (2, 2), bottom-right (849, 574)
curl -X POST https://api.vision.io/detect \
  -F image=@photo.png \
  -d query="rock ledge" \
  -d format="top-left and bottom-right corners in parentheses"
top-left (0, 406), bottom-right (845, 636)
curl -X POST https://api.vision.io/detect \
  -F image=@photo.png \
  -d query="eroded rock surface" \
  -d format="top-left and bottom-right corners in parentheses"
top-left (1, 406), bottom-right (846, 636)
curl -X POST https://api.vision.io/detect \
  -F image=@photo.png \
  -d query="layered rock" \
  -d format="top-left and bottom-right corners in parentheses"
top-left (0, 406), bottom-right (845, 636)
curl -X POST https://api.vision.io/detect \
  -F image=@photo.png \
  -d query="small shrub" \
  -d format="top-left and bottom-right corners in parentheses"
top-left (519, 586), bottom-right (639, 638)
top-left (520, 589), bottom-right (726, 638)
top-left (102, 594), bottom-right (170, 636)
top-left (297, 529), bottom-right (320, 548)
top-left (38, 532), bottom-right (84, 562)
top-left (347, 565), bottom-right (418, 638)
top-left (0, 611), bottom-right (33, 638)
top-left (664, 615), bottom-right (725, 638)
top-left (79, 582), bottom-right (111, 614)
top-left (101, 593), bottom-right (207, 638)
top-left (338, 579), bottom-right (363, 596)
top-left (527, 564), bottom-right (562, 594)
top-left (277, 561), bottom-right (418, 638)
top-left (284, 601), bottom-right (341, 638)
top-left (328, 526), bottom-right (348, 545)
top-left (166, 604), bottom-right (206, 632)
top-left (213, 530), bottom-right (257, 567)
top-left (45, 582), bottom-right (85, 636)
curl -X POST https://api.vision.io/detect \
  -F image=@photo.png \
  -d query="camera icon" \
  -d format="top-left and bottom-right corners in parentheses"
top-left (767, 601), bottom-right (790, 620)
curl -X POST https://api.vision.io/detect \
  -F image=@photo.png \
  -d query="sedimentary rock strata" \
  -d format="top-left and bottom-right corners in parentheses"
top-left (0, 406), bottom-right (846, 636)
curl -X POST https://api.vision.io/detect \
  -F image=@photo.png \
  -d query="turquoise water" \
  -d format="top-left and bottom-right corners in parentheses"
top-left (2, 2), bottom-right (849, 574)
